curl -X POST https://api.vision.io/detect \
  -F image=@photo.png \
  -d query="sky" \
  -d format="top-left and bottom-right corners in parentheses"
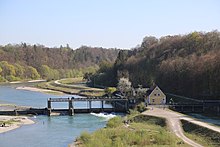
top-left (0, 0), bottom-right (220, 49)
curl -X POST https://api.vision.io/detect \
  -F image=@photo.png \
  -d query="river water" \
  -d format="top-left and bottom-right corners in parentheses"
top-left (0, 85), bottom-right (112, 147)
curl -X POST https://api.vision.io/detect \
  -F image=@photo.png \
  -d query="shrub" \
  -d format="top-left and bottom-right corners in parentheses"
top-left (0, 76), bottom-right (6, 82)
top-left (5, 75), bottom-right (21, 82)
top-left (80, 131), bottom-right (91, 143)
top-left (106, 116), bottom-right (122, 128)
top-left (128, 109), bottom-right (140, 115)
top-left (135, 102), bottom-right (147, 112)
top-left (104, 87), bottom-right (117, 96)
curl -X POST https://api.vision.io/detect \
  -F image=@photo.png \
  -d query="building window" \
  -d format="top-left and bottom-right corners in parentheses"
top-left (154, 94), bottom-right (157, 96)
top-left (152, 99), bottom-right (155, 103)
top-left (158, 93), bottom-right (160, 96)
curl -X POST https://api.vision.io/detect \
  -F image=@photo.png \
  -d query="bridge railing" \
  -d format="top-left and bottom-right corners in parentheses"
top-left (48, 98), bottom-right (71, 102)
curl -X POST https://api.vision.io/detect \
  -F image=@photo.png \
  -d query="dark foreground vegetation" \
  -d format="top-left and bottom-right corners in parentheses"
top-left (92, 31), bottom-right (220, 100)
top-left (181, 119), bottom-right (220, 146)
top-left (75, 114), bottom-right (187, 147)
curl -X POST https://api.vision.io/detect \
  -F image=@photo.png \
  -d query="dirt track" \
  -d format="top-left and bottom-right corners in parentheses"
top-left (142, 106), bottom-right (207, 147)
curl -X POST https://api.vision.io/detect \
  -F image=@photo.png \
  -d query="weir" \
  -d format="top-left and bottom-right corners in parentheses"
top-left (47, 98), bottom-right (74, 116)
top-left (46, 97), bottom-right (129, 116)
top-left (0, 96), bottom-right (129, 116)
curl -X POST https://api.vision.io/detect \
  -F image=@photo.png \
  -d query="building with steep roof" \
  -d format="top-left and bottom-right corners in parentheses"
top-left (146, 85), bottom-right (166, 105)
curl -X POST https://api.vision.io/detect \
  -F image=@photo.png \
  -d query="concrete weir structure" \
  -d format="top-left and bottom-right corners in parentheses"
top-left (47, 98), bottom-right (74, 116)
top-left (47, 97), bottom-right (129, 116)
top-left (0, 97), bottom-right (129, 116)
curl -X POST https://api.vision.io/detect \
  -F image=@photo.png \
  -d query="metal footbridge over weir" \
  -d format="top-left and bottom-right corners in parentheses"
top-left (47, 97), bottom-right (129, 116)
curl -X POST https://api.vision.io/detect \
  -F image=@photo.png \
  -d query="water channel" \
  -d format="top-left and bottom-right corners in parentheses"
top-left (0, 84), bottom-right (112, 147)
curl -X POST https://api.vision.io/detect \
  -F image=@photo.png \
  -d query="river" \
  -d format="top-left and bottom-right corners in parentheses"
top-left (0, 84), bottom-right (113, 147)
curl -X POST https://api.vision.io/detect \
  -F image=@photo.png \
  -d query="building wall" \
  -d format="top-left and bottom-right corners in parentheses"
top-left (147, 86), bottom-right (166, 105)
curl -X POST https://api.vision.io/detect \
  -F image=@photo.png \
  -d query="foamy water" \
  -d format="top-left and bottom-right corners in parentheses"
top-left (90, 112), bottom-right (117, 120)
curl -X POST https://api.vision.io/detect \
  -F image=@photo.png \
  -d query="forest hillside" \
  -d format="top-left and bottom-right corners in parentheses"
top-left (0, 44), bottom-right (119, 81)
top-left (93, 31), bottom-right (220, 99)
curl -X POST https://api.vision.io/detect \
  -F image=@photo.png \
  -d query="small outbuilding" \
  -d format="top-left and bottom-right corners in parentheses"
top-left (146, 85), bottom-right (166, 105)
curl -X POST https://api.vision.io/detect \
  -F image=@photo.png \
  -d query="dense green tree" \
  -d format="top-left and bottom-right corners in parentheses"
top-left (25, 66), bottom-right (40, 79)
top-left (14, 63), bottom-right (25, 79)
top-left (0, 61), bottom-right (16, 78)
top-left (98, 61), bottom-right (113, 73)
top-left (0, 67), bottom-right (3, 82)
top-left (39, 65), bottom-right (53, 80)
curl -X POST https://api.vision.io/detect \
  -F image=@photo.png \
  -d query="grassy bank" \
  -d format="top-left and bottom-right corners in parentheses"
top-left (58, 78), bottom-right (84, 85)
top-left (37, 77), bottom-right (104, 97)
top-left (75, 114), bottom-right (187, 147)
top-left (181, 119), bottom-right (220, 147)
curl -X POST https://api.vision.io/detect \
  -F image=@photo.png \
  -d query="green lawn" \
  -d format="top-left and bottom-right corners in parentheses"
top-left (58, 77), bottom-right (85, 84)
top-left (75, 114), bottom-right (188, 147)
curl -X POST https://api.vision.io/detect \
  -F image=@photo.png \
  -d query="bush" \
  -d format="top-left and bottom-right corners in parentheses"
top-left (104, 87), bottom-right (117, 96)
top-left (128, 109), bottom-right (140, 115)
top-left (0, 76), bottom-right (6, 82)
top-left (135, 102), bottom-right (147, 112)
top-left (5, 75), bottom-right (21, 82)
top-left (80, 131), bottom-right (91, 143)
top-left (106, 116), bottom-right (122, 128)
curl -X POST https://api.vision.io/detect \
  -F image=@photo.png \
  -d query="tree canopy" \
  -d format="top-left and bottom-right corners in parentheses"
top-left (93, 31), bottom-right (220, 100)
top-left (0, 45), bottom-right (119, 82)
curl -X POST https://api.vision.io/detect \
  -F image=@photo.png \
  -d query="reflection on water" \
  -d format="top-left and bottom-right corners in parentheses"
top-left (0, 85), bottom-right (111, 147)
